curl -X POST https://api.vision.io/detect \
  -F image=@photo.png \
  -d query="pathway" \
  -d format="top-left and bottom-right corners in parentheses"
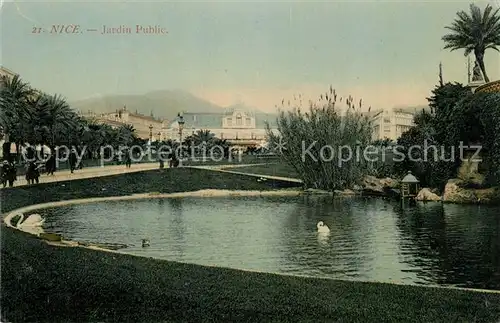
top-left (5, 163), bottom-right (158, 188)
top-left (188, 165), bottom-right (303, 183)
top-left (3, 162), bottom-right (302, 189)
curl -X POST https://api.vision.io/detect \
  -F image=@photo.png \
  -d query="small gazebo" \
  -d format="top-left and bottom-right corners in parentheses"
top-left (401, 171), bottom-right (420, 199)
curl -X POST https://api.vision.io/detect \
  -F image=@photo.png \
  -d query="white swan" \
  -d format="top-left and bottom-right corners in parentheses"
top-left (317, 221), bottom-right (330, 233)
top-left (14, 213), bottom-right (45, 229)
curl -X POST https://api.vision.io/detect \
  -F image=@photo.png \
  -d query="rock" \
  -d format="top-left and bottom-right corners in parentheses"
top-left (363, 176), bottom-right (384, 193)
top-left (380, 177), bottom-right (399, 188)
top-left (416, 188), bottom-right (441, 201)
top-left (475, 188), bottom-right (500, 204)
top-left (442, 179), bottom-right (500, 204)
top-left (362, 175), bottom-right (399, 195)
top-left (443, 179), bottom-right (478, 203)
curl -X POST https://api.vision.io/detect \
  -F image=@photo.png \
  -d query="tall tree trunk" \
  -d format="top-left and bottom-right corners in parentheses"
top-left (476, 51), bottom-right (490, 83)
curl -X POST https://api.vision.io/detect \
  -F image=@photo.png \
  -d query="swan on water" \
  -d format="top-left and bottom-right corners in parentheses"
top-left (142, 239), bottom-right (150, 247)
top-left (317, 221), bottom-right (330, 233)
top-left (14, 213), bottom-right (45, 229)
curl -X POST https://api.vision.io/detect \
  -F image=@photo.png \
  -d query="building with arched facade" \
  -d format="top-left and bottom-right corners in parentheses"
top-left (164, 108), bottom-right (279, 146)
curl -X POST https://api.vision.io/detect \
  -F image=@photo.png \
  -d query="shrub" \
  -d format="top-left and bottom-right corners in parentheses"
top-left (266, 87), bottom-right (373, 191)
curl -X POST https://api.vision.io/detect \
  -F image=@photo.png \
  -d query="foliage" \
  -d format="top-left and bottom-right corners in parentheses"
top-left (395, 82), bottom-right (500, 191)
top-left (471, 92), bottom-right (500, 185)
top-left (266, 87), bottom-right (373, 191)
top-left (372, 138), bottom-right (393, 147)
top-left (442, 3), bottom-right (500, 82)
top-left (427, 82), bottom-right (472, 144)
top-left (0, 75), bottom-right (142, 161)
top-left (182, 130), bottom-right (230, 159)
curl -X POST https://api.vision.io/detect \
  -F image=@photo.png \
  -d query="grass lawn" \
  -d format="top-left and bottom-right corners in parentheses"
top-left (183, 154), bottom-right (280, 166)
top-left (1, 168), bottom-right (300, 213)
top-left (222, 162), bottom-right (300, 179)
top-left (2, 168), bottom-right (500, 322)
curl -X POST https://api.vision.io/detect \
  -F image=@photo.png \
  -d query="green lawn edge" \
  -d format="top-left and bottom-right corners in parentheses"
top-left (1, 168), bottom-right (499, 322)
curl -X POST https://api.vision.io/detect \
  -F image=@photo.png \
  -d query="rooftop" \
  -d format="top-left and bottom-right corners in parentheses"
top-left (402, 171), bottom-right (419, 183)
top-left (172, 112), bottom-right (278, 129)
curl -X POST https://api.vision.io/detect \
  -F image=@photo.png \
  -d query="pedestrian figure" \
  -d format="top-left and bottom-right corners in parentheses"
top-left (7, 161), bottom-right (16, 187)
top-left (25, 161), bottom-right (40, 184)
top-left (167, 152), bottom-right (173, 168)
top-left (125, 150), bottom-right (132, 168)
top-left (1, 160), bottom-right (9, 188)
top-left (45, 154), bottom-right (56, 175)
top-left (159, 155), bottom-right (164, 169)
top-left (69, 149), bottom-right (77, 173)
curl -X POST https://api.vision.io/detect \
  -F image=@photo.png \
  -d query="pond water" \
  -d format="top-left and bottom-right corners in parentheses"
top-left (37, 196), bottom-right (500, 290)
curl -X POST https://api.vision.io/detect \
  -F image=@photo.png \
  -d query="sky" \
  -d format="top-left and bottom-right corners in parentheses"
top-left (1, 0), bottom-right (499, 113)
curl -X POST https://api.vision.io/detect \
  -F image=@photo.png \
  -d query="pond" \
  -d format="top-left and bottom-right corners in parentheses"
top-left (36, 196), bottom-right (500, 290)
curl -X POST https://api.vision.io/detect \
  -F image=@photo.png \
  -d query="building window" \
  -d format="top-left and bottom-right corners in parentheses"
top-left (236, 114), bottom-right (242, 126)
top-left (384, 118), bottom-right (391, 123)
top-left (246, 117), bottom-right (251, 126)
top-left (227, 118), bottom-right (232, 127)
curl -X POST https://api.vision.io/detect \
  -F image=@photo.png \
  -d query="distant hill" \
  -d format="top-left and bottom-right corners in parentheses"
top-left (70, 90), bottom-right (267, 121)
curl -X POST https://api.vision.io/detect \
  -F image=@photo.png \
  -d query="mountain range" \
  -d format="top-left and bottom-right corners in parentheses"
top-left (70, 89), bottom-right (429, 122)
top-left (70, 90), bottom-right (269, 121)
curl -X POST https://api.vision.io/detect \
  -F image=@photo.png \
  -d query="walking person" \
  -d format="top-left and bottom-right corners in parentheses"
top-left (45, 154), bottom-right (56, 175)
top-left (25, 161), bottom-right (39, 184)
top-left (69, 149), bottom-right (77, 173)
top-left (159, 151), bottom-right (165, 169)
top-left (1, 160), bottom-right (8, 188)
top-left (7, 160), bottom-right (16, 187)
top-left (125, 150), bottom-right (132, 168)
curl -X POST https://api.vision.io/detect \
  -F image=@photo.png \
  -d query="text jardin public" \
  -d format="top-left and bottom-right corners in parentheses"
top-left (32, 24), bottom-right (168, 35)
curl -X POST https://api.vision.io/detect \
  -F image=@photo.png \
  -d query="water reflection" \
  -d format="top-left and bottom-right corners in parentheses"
top-left (166, 198), bottom-right (186, 259)
top-left (39, 196), bottom-right (500, 289)
top-left (395, 202), bottom-right (500, 289)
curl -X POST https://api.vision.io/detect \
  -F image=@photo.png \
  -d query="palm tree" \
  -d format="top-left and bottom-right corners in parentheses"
top-left (0, 75), bottom-right (35, 160)
top-left (191, 129), bottom-right (215, 146)
top-left (116, 124), bottom-right (137, 147)
top-left (442, 3), bottom-right (500, 83)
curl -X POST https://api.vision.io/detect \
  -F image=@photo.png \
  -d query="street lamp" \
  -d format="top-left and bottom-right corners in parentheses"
top-left (177, 113), bottom-right (185, 166)
top-left (149, 124), bottom-right (153, 143)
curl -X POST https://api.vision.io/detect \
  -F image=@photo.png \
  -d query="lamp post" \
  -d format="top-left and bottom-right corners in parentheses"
top-left (149, 124), bottom-right (153, 143)
top-left (177, 113), bottom-right (185, 166)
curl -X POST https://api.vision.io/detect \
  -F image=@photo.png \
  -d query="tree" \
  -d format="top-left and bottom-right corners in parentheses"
top-left (0, 74), bottom-right (35, 159)
top-left (266, 87), bottom-right (373, 191)
top-left (442, 3), bottom-right (500, 82)
top-left (184, 129), bottom-right (216, 155)
top-left (0, 74), bottom-right (141, 163)
top-left (426, 82), bottom-right (471, 144)
top-left (116, 124), bottom-right (138, 147)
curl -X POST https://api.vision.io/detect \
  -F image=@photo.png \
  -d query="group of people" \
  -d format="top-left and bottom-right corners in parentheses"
top-left (0, 148), bottom-right (82, 188)
top-left (1, 160), bottom-right (17, 187)
top-left (1, 159), bottom-right (46, 187)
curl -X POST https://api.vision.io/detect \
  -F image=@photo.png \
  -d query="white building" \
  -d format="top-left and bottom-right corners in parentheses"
top-left (370, 108), bottom-right (416, 141)
top-left (82, 106), bottom-right (164, 140)
top-left (164, 107), bottom-right (279, 146)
